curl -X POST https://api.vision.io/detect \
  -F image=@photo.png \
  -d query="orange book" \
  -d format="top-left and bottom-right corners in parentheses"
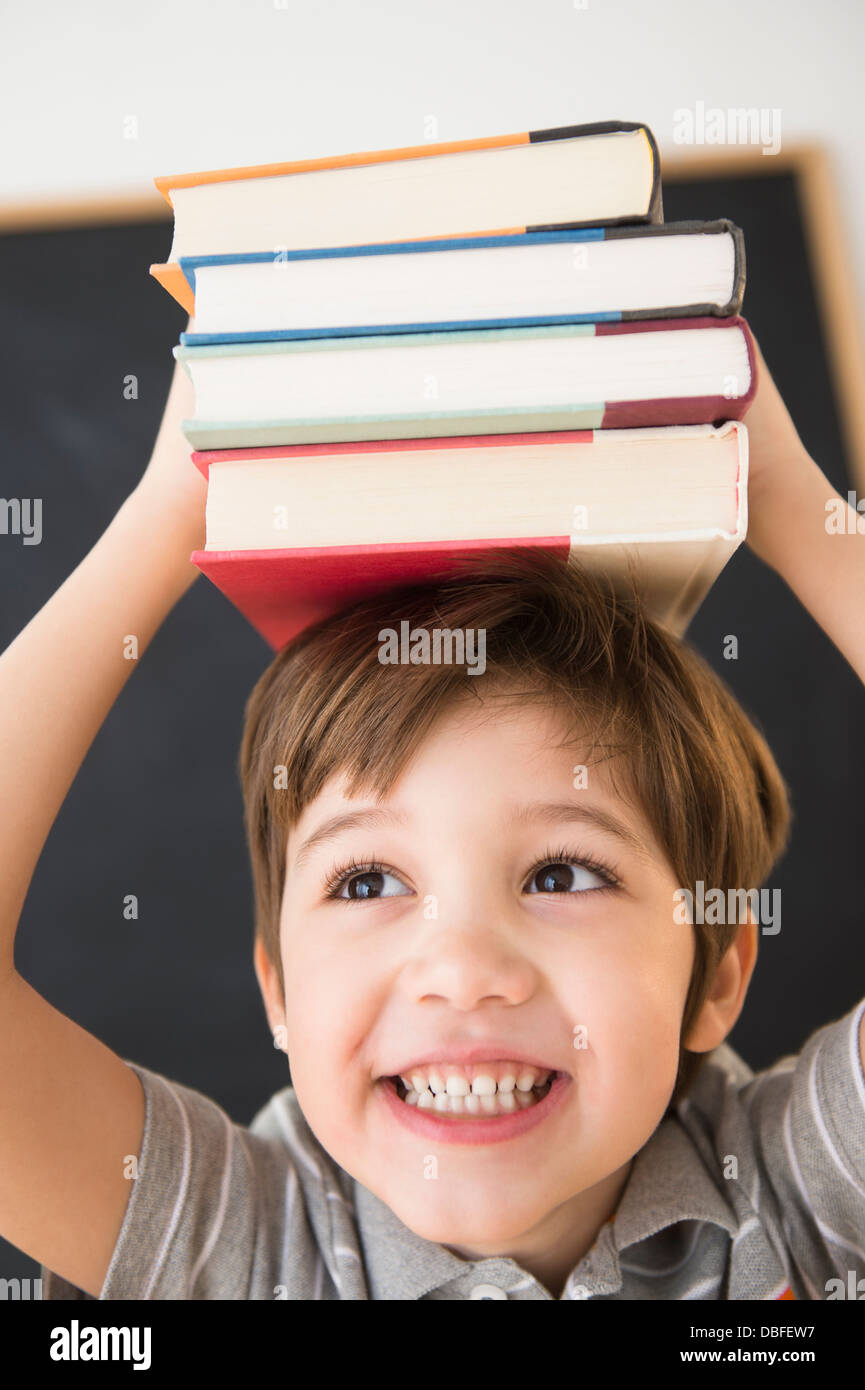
top-left (151, 120), bottom-right (661, 313)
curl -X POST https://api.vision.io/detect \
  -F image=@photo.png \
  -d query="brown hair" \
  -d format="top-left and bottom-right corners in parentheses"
top-left (239, 550), bottom-right (791, 1105)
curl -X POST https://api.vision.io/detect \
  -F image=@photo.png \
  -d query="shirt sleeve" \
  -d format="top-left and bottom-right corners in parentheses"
top-left (738, 997), bottom-right (865, 1298)
top-left (41, 1060), bottom-right (316, 1300)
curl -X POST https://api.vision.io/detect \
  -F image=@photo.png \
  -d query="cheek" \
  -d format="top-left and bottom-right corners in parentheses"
top-left (278, 907), bottom-right (385, 1109)
top-left (280, 963), bottom-right (363, 1154)
top-left (570, 918), bottom-right (693, 1104)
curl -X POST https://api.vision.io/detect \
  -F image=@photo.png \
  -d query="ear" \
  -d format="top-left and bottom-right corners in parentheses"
top-left (253, 936), bottom-right (288, 1054)
top-left (683, 911), bottom-right (759, 1054)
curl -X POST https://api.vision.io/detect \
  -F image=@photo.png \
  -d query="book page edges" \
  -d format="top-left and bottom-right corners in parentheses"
top-left (566, 420), bottom-right (748, 634)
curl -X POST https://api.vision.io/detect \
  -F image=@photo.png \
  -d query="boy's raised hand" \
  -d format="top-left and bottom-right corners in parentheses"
top-left (0, 336), bottom-right (208, 1298)
top-left (741, 332), bottom-right (865, 689)
top-left (131, 322), bottom-right (208, 557)
top-left (742, 335), bottom-right (811, 511)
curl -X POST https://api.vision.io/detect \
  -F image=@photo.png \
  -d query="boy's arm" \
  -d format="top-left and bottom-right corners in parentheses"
top-left (0, 356), bottom-right (207, 1297)
top-left (744, 338), bottom-right (865, 688)
top-left (743, 338), bottom-right (865, 1079)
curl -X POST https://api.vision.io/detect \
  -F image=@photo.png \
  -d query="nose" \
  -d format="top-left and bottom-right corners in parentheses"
top-left (399, 896), bottom-right (539, 1011)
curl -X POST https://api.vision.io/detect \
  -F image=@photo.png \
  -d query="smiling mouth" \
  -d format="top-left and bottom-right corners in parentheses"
top-left (389, 1072), bottom-right (557, 1118)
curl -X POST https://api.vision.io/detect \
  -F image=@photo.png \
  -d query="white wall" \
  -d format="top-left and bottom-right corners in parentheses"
top-left (3, 0), bottom-right (863, 298)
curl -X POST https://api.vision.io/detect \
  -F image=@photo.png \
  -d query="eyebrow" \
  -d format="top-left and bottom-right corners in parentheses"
top-left (291, 808), bottom-right (406, 872)
top-left (291, 799), bottom-right (651, 874)
top-left (511, 800), bottom-right (653, 861)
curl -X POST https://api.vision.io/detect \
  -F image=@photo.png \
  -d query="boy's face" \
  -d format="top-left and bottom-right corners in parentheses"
top-left (260, 694), bottom-right (702, 1266)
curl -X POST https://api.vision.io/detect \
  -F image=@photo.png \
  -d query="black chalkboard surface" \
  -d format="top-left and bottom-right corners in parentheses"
top-left (662, 165), bottom-right (865, 1075)
top-left (1, 161), bottom-right (863, 1287)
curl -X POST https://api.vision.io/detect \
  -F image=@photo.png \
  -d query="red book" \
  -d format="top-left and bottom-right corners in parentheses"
top-left (190, 423), bottom-right (749, 648)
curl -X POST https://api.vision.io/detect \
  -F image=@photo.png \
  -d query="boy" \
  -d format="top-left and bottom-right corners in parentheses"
top-left (0, 342), bottom-right (863, 1300)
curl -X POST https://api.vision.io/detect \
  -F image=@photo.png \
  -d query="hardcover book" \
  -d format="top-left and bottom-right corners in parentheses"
top-left (151, 120), bottom-right (661, 313)
top-left (177, 221), bottom-right (744, 343)
top-left (188, 422), bottom-right (749, 647)
top-left (174, 317), bottom-right (756, 450)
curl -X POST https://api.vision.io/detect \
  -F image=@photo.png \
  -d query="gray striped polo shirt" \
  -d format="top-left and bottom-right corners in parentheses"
top-left (41, 998), bottom-right (865, 1300)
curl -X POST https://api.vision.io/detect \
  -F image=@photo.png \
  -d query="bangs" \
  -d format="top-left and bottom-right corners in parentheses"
top-left (250, 550), bottom-right (654, 845)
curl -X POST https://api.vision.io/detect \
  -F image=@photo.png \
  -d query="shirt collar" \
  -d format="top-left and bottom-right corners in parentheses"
top-left (612, 1039), bottom-right (751, 1255)
top-left (353, 1177), bottom-right (490, 1300)
top-left (612, 1111), bottom-right (740, 1252)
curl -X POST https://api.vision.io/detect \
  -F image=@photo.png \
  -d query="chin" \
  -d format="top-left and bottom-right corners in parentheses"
top-left (384, 1184), bottom-right (552, 1250)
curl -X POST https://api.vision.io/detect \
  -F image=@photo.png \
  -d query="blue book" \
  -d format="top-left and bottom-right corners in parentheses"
top-left (179, 221), bottom-right (744, 346)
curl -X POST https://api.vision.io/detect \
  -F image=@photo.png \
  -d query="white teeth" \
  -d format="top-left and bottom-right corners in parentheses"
top-left (391, 1064), bottom-right (557, 1117)
top-left (471, 1075), bottom-right (497, 1096)
top-left (397, 1077), bottom-right (554, 1117)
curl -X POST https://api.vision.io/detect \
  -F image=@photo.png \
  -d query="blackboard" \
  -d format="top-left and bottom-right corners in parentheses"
top-left (1, 153), bottom-right (864, 1284)
top-left (660, 159), bottom-right (865, 1079)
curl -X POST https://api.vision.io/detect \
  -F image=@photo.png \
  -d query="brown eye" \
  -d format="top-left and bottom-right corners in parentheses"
top-left (346, 871), bottom-right (385, 899)
top-left (525, 861), bottom-right (609, 894)
top-left (329, 866), bottom-right (411, 900)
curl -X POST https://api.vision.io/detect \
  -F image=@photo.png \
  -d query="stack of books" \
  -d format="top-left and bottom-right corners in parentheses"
top-left (151, 120), bottom-right (755, 646)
